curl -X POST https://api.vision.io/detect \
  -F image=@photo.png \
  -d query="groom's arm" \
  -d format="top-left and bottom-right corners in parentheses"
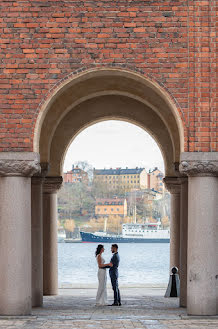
top-left (110, 254), bottom-right (118, 267)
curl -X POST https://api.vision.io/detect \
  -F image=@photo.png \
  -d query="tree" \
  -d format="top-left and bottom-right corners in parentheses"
top-left (74, 160), bottom-right (93, 181)
top-left (58, 181), bottom-right (95, 219)
top-left (91, 180), bottom-right (114, 198)
top-left (161, 216), bottom-right (170, 228)
top-left (64, 219), bottom-right (75, 232)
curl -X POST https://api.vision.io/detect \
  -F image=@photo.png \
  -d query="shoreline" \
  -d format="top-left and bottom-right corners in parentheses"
top-left (58, 283), bottom-right (168, 289)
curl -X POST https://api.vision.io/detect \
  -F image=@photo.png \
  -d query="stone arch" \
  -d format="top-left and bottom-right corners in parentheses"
top-left (34, 68), bottom-right (184, 176)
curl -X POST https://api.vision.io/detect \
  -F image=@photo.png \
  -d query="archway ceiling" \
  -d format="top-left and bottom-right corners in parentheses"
top-left (50, 95), bottom-right (175, 176)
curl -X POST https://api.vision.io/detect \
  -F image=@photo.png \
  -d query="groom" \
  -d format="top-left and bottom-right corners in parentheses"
top-left (109, 244), bottom-right (121, 306)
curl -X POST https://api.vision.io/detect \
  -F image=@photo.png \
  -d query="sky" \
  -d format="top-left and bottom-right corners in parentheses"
top-left (63, 120), bottom-right (164, 173)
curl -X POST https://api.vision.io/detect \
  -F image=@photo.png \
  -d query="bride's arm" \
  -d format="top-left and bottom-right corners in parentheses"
top-left (97, 255), bottom-right (106, 268)
top-left (97, 255), bottom-right (113, 268)
top-left (104, 262), bottom-right (113, 267)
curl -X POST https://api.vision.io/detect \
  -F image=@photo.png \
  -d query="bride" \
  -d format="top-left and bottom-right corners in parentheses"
top-left (95, 244), bottom-right (113, 306)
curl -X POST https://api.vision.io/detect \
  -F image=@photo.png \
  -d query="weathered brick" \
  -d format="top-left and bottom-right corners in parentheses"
top-left (0, 0), bottom-right (216, 152)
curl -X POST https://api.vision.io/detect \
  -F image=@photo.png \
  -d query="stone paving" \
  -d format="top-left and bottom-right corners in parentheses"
top-left (0, 288), bottom-right (217, 329)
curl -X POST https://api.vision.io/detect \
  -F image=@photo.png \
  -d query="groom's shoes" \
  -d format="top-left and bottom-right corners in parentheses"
top-left (109, 303), bottom-right (119, 306)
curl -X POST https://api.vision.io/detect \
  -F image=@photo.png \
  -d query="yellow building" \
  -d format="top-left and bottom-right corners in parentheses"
top-left (93, 167), bottom-right (148, 191)
top-left (147, 167), bottom-right (165, 193)
top-left (95, 198), bottom-right (127, 218)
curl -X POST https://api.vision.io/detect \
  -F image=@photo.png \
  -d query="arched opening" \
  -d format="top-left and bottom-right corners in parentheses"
top-left (32, 68), bottom-right (184, 311)
top-left (58, 120), bottom-right (170, 292)
top-left (34, 68), bottom-right (184, 177)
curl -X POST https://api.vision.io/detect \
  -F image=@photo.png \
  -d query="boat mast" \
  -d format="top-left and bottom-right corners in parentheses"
top-left (133, 204), bottom-right (136, 224)
top-left (104, 217), bottom-right (107, 233)
top-left (133, 190), bottom-right (137, 224)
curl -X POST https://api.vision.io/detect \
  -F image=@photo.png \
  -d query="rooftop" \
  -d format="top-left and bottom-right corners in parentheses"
top-left (94, 167), bottom-right (145, 175)
top-left (96, 198), bottom-right (126, 205)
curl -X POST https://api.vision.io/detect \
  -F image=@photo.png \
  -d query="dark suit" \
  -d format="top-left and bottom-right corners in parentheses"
top-left (109, 252), bottom-right (121, 305)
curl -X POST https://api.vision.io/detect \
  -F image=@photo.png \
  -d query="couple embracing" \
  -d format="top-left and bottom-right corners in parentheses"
top-left (95, 244), bottom-right (121, 306)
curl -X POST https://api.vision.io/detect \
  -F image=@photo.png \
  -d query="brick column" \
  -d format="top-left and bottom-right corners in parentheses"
top-left (163, 177), bottom-right (181, 270)
top-left (0, 153), bottom-right (40, 315)
top-left (43, 176), bottom-right (63, 295)
top-left (180, 152), bottom-right (218, 315)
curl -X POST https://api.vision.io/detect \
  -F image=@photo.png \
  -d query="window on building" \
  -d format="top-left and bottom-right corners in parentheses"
top-left (104, 209), bottom-right (107, 211)
top-left (111, 208), bottom-right (113, 211)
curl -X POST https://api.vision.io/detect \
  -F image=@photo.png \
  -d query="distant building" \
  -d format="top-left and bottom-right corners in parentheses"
top-left (126, 188), bottom-right (161, 202)
top-left (147, 167), bottom-right (165, 193)
top-left (95, 198), bottom-right (127, 218)
top-left (93, 167), bottom-right (147, 190)
top-left (63, 165), bottom-right (88, 184)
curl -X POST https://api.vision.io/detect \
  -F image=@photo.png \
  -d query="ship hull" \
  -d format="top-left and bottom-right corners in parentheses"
top-left (80, 232), bottom-right (170, 243)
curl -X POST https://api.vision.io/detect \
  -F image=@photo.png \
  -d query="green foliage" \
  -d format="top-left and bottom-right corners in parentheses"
top-left (58, 182), bottom-right (95, 219)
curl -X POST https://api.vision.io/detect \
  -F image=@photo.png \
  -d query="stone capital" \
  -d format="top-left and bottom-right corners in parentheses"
top-left (163, 177), bottom-right (181, 194)
top-left (43, 176), bottom-right (63, 193)
top-left (31, 176), bottom-right (44, 185)
top-left (40, 162), bottom-right (50, 178)
top-left (178, 176), bottom-right (188, 185)
top-left (0, 152), bottom-right (40, 177)
top-left (180, 152), bottom-right (218, 177)
top-left (32, 162), bottom-right (49, 184)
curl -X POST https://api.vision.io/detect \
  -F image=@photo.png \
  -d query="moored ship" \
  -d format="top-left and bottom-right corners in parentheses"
top-left (80, 222), bottom-right (170, 243)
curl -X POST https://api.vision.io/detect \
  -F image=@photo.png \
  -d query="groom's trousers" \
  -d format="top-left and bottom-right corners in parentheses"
top-left (110, 274), bottom-right (121, 304)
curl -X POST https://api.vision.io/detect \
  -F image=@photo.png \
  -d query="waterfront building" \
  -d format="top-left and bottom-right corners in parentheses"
top-left (63, 165), bottom-right (88, 184)
top-left (147, 167), bottom-right (165, 193)
top-left (93, 167), bottom-right (148, 190)
top-left (95, 198), bottom-right (127, 218)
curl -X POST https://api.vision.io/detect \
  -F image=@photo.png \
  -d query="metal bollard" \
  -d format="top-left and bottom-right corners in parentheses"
top-left (164, 267), bottom-right (180, 297)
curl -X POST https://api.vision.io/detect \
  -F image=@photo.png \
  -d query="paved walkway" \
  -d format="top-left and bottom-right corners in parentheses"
top-left (0, 288), bottom-right (217, 329)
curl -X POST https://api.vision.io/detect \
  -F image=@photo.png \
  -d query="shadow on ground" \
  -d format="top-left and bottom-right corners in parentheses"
top-left (0, 289), bottom-right (218, 329)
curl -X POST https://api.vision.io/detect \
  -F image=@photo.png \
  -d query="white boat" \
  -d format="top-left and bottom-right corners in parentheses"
top-left (80, 222), bottom-right (170, 243)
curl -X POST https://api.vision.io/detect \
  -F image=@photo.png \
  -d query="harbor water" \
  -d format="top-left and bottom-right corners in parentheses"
top-left (58, 242), bottom-right (170, 288)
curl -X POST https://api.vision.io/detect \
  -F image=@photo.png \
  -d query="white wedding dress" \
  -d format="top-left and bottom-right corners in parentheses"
top-left (96, 255), bottom-right (107, 306)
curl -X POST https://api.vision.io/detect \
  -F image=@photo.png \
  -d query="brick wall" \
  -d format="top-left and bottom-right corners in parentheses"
top-left (0, 1), bottom-right (216, 152)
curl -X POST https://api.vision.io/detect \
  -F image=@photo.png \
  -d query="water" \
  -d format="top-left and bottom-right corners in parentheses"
top-left (58, 243), bottom-right (170, 287)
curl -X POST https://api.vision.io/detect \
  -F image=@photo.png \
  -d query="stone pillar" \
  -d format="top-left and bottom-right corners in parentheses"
top-left (163, 177), bottom-right (181, 270)
top-left (43, 176), bottom-right (63, 295)
top-left (31, 176), bottom-right (43, 307)
top-left (0, 152), bottom-right (40, 315)
top-left (180, 152), bottom-right (218, 315)
top-left (179, 177), bottom-right (188, 307)
top-left (31, 164), bottom-right (48, 307)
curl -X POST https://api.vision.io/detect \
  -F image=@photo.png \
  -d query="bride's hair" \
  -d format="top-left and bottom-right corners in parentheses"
top-left (95, 244), bottom-right (104, 257)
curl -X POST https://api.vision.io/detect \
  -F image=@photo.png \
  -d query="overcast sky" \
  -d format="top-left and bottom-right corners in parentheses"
top-left (63, 120), bottom-right (164, 173)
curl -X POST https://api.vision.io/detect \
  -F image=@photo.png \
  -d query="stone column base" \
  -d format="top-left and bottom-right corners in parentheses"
top-left (180, 152), bottom-right (218, 316)
top-left (0, 152), bottom-right (40, 315)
